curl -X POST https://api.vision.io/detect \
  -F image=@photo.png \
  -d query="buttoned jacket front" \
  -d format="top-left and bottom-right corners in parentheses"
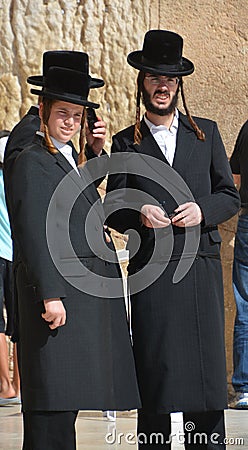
top-left (106, 112), bottom-right (240, 413)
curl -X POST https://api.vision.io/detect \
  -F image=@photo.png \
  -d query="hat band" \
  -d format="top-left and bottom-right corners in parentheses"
top-left (41, 87), bottom-right (89, 102)
top-left (141, 56), bottom-right (183, 71)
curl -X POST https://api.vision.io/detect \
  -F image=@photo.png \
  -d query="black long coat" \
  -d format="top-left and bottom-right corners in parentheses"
top-left (105, 112), bottom-right (240, 414)
top-left (9, 135), bottom-right (141, 412)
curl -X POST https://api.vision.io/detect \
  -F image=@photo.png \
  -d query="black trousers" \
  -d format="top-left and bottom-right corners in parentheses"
top-left (22, 410), bottom-right (78, 450)
top-left (137, 410), bottom-right (226, 449)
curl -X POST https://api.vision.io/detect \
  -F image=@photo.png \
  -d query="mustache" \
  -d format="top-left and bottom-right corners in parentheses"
top-left (141, 85), bottom-right (179, 117)
top-left (154, 89), bottom-right (170, 96)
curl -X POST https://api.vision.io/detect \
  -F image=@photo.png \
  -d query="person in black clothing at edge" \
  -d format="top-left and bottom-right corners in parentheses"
top-left (6, 53), bottom-right (140, 450)
top-left (105, 30), bottom-right (240, 449)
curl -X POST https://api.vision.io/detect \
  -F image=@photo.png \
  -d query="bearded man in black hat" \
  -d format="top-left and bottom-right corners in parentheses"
top-left (7, 60), bottom-right (141, 449)
top-left (105, 30), bottom-right (240, 449)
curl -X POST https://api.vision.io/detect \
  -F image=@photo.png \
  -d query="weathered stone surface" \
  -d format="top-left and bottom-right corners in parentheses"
top-left (0, 0), bottom-right (247, 390)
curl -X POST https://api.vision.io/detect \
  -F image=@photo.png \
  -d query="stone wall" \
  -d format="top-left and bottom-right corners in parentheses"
top-left (0, 0), bottom-right (247, 390)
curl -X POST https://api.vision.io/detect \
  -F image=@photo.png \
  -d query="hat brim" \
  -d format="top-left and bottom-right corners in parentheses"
top-left (31, 88), bottom-right (99, 109)
top-left (27, 75), bottom-right (104, 89)
top-left (127, 51), bottom-right (194, 76)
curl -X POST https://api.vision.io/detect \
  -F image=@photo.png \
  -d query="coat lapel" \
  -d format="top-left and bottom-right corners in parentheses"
top-left (134, 120), bottom-right (169, 164)
top-left (53, 151), bottom-right (99, 207)
top-left (33, 134), bottom-right (99, 208)
top-left (172, 112), bottom-right (198, 176)
top-left (125, 119), bottom-right (173, 185)
top-left (130, 114), bottom-right (198, 180)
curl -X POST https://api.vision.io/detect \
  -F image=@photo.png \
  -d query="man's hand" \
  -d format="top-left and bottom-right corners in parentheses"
top-left (140, 205), bottom-right (171, 228)
top-left (171, 202), bottom-right (203, 227)
top-left (86, 114), bottom-right (106, 156)
top-left (42, 298), bottom-right (66, 330)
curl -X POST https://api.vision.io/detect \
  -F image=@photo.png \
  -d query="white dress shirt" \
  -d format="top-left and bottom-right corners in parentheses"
top-left (36, 131), bottom-right (80, 175)
top-left (144, 108), bottom-right (179, 166)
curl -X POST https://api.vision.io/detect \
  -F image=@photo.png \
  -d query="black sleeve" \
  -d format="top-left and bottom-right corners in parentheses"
top-left (84, 144), bottom-right (109, 188)
top-left (230, 120), bottom-right (248, 175)
top-left (197, 122), bottom-right (240, 226)
top-left (104, 136), bottom-right (142, 234)
top-left (10, 150), bottom-right (66, 302)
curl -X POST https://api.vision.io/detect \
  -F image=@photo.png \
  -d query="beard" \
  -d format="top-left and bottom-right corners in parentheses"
top-left (141, 85), bottom-right (179, 116)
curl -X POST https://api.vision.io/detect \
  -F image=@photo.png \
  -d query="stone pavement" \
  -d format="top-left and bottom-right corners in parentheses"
top-left (0, 408), bottom-right (247, 449)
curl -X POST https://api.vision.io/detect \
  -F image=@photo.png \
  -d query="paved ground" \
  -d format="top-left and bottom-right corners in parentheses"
top-left (0, 407), bottom-right (247, 449)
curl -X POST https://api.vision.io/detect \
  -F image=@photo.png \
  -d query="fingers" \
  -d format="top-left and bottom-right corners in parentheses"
top-left (86, 118), bottom-right (106, 155)
top-left (140, 203), bottom-right (203, 228)
top-left (141, 205), bottom-right (171, 228)
top-left (41, 311), bottom-right (66, 329)
top-left (91, 119), bottom-right (106, 137)
top-left (171, 202), bottom-right (203, 227)
top-left (42, 298), bottom-right (66, 329)
top-left (104, 231), bottom-right (111, 243)
top-left (49, 316), bottom-right (66, 330)
top-left (85, 117), bottom-right (106, 137)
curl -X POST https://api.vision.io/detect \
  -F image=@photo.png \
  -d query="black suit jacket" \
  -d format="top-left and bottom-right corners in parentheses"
top-left (8, 134), bottom-right (141, 411)
top-left (106, 112), bottom-right (240, 267)
top-left (104, 111), bottom-right (240, 413)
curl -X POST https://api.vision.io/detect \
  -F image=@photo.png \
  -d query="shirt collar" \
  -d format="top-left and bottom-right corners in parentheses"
top-left (36, 131), bottom-right (72, 155)
top-left (144, 108), bottom-right (179, 135)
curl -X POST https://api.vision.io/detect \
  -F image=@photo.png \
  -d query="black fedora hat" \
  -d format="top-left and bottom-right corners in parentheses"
top-left (27, 51), bottom-right (104, 89)
top-left (31, 66), bottom-right (99, 109)
top-left (127, 30), bottom-right (194, 76)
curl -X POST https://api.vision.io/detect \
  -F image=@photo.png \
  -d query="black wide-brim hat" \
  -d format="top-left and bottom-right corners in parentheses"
top-left (31, 66), bottom-right (99, 109)
top-left (27, 51), bottom-right (104, 89)
top-left (127, 30), bottom-right (194, 76)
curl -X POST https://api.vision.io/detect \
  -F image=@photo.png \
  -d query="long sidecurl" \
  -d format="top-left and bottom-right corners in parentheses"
top-left (78, 107), bottom-right (87, 166)
top-left (134, 72), bottom-right (144, 145)
top-left (42, 98), bottom-right (58, 154)
top-left (180, 79), bottom-right (205, 141)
